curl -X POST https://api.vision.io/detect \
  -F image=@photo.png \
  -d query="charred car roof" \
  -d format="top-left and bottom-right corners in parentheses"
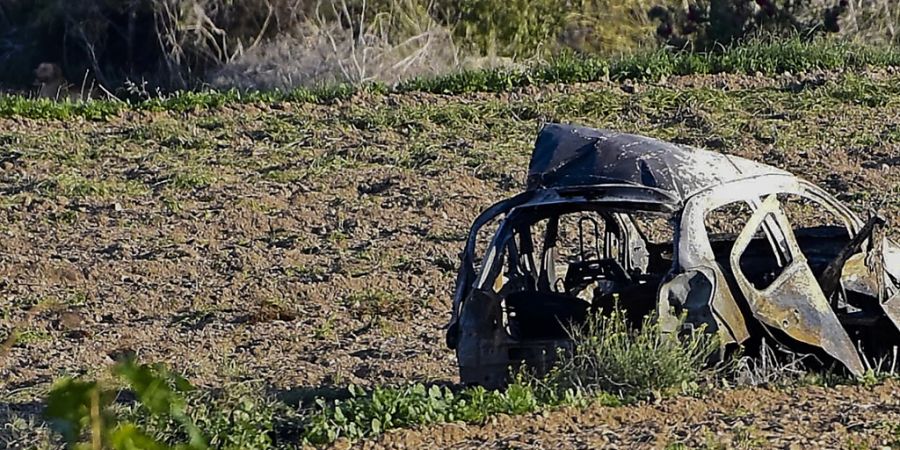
top-left (527, 123), bottom-right (794, 202)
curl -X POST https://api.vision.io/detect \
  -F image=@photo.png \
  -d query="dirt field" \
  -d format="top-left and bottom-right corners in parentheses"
top-left (363, 380), bottom-right (900, 449)
top-left (2, 69), bottom-right (900, 447)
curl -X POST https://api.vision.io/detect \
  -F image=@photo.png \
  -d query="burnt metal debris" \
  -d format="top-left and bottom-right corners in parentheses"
top-left (446, 123), bottom-right (900, 387)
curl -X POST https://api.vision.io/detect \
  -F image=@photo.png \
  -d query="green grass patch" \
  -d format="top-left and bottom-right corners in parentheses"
top-left (4, 38), bottom-right (900, 121)
top-left (43, 173), bottom-right (149, 199)
top-left (0, 96), bottom-right (124, 120)
top-left (402, 37), bottom-right (900, 93)
top-left (0, 83), bottom-right (367, 122)
top-left (302, 380), bottom-right (611, 445)
top-left (166, 167), bottom-right (217, 190)
top-left (14, 329), bottom-right (53, 345)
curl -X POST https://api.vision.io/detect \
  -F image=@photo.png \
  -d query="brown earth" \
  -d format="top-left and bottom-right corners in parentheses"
top-left (361, 381), bottom-right (900, 449)
top-left (2, 69), bottom-right (900, 447)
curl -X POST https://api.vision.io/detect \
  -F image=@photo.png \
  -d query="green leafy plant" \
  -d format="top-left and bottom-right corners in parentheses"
top-left (127, 382), bottom-right (285, 450)
top-left (299, 379), bottom-right (592, 445)
top-left (114, 361), bottom-right (207, 449)
top-left (45, 358), bottom-right (207, 450)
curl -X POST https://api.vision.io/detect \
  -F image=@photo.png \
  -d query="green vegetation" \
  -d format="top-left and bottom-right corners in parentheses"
top-left (541, 312), bottom-right (718, 400)
top-left (8, 0), bottom-right (900, 92)
top-left (52, 312), bottom-right (898, 448)
top-left (4, 38), bottom-right (900, 121)
top-left (43, 310), bottom-right (721, 447)
top-left (45, 359), bottom-right (207, 450)
top-left (302, 380), bottom-right (604, 445)
top-left (401, 37), bottom-right (900, 93)
top-left (129, 382), bottom-right (286, 450)
top-left (45, 358), bottom-right (292, 450)
top-left (302, 311), bottom-right (720, 444)
top-left (0, 84), bottom-right (364, 121)
top-left (445, 0), bottom-right (654, 56)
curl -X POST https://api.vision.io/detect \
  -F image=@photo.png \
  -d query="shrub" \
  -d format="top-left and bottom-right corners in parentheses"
top-left (542, 311), bottom-right (719, 400)
top-left (1, 0), bottom-right (655, 91)
top-left (443, 0), bottom-right (568, 57)
top-left (209, 0), bottom-right (462, 89)
top-left (4, 0), bottom-right (900, 91)
top-left (647, 0), bottom-right (900, 50)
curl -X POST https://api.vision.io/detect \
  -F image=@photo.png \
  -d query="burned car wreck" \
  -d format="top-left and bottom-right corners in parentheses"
top-left (446, 123), bottom-right (900, 388)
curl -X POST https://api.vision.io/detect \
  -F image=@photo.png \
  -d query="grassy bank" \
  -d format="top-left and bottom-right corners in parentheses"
top-left (4, 38), bottom-right (900, 121)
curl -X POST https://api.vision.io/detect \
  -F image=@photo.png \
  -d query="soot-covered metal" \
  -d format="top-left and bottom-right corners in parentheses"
top-left (446, 123), bottom-right (900, 388)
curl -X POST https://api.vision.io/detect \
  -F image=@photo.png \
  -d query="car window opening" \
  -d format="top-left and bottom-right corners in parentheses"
top-left (485, 207), bottom-right (674, 342)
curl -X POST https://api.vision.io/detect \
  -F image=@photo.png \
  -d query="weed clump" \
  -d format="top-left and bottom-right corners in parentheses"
top-left (344, 288), bottom-right (411, 321)
top-left (129, 382), bottom-right (288, 450)
top-left (541, 312), bottom-right (719, 400)
top-left (300, 376), bottom-right (621, 445)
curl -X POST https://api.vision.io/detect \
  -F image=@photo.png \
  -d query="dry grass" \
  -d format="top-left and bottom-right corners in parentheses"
top-left (0, 0), bottom-right (658, 91)
top-left (560, 0), bottom-right (658, 54)
top-left (6, 0), bottom-right (900, 92)
top-left (837, 0), bottom-right (900, 45)
top-left (208, 0), bottom-right (464, 89)
top-left (151, 0), bottom-right (317, 83)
